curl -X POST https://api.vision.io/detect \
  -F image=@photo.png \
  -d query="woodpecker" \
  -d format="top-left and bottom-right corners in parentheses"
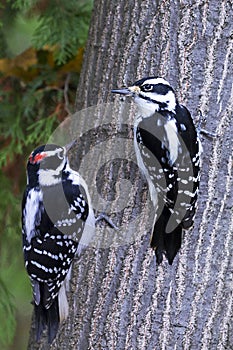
top-left (22, 142), bottom-right (95, 343)
top-left (112, 77), bottom-right (201, 264)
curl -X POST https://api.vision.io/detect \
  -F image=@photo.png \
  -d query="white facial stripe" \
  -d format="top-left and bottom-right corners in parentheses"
top-left (136, 90), bottom-right (176, 114)
top-left (30, 147), bottom-right (65, 165)
top-left (139, 90), bottom-right (171, 102)
top-left (141, 78), bottom-right (171, 86)
top-left (43, 148), bottom-right (65, 158)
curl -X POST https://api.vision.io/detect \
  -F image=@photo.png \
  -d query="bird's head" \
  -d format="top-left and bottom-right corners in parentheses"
top-left (27, 141), bottom-right (76, 186)
top-left (112, 77), bottom-right (177, 116)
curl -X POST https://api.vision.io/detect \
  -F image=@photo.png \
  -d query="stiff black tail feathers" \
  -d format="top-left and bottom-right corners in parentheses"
top-left (151, 209), bottom-right (182, 265)
top-left (34, 297), bottom-right (59, 344)
top-left (163, 226), bottom-right (182, 265)
top-left (34, 303), bottom-right (47, 342)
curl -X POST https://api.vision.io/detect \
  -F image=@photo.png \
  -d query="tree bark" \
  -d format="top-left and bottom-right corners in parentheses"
top-left (28, 0), bottom-right (233, 349)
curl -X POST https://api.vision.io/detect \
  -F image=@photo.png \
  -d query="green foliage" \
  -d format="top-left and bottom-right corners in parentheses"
top-left (12, 0), bottom-right (93, 64)
top-left (0, 75), bottom-right (61, 167)
top-left (0, 174), bottom-right (20, 348)
top-left (0, 174), bottom-right (21, 240)
top-left (11, 0), bottom-right (38, 11)
top-left (0, 279), bottom-right (16, 347)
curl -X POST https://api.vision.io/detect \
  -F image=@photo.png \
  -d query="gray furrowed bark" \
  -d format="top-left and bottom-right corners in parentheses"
top-left (28, 1), bottom-right (233, 349)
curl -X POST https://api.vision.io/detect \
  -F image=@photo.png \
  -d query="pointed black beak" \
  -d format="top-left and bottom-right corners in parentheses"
top-left (111, 88), bottom-right (133, 96)
top-left (65, 139), bottom-right (77, 152)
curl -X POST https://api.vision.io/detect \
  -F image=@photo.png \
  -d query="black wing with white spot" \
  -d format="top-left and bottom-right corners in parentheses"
top-left (112, 76), bottom-right (201, 265)
top-left (22, 175), bottom-right (89, 305)
top-left (135, 107), bottom-right (200, 264)
top-left (172, 104), bottom-right (200, 229)
top-left (26, 230), bottom-right (78, 308)
top-left (40, 174), bottom-right (89, 240)
top-left (136, 113), bottom-right (179, 209)
top-left (22, 171), bottom-right (90, 342)
top-left (22, 143), bottom-right (95, 343)
top-left (136, 106), bottom-right (200, 230)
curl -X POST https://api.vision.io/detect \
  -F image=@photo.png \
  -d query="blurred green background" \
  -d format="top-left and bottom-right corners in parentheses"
top-left (0, 1), bottom-right (93, 348)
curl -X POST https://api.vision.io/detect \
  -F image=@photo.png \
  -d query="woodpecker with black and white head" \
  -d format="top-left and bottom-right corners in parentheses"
top-left (112, 77), bottom-right (201, 265)
top-left (22, 142), bottom-right (95, 343)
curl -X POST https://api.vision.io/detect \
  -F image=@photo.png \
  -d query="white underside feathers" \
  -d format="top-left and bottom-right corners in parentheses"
top-left (58, 282), bottom-right (69, 322)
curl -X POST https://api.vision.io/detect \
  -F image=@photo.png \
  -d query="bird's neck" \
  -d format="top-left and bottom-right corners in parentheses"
top-left (37, 162), bottom-right (68, 187)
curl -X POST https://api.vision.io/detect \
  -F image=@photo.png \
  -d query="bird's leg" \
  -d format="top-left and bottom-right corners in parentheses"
top-left (95, 212), bottom-right (118, 230)
top-left (199, 128), bottom-right (217, 139)
top-left (197, 111), bottom-right (217, 140)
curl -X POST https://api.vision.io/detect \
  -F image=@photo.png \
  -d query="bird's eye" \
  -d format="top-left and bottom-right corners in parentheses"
top-left (57, 149), bottom-right (64, 159)
top-left (142, 84), bottom-right (153, 92)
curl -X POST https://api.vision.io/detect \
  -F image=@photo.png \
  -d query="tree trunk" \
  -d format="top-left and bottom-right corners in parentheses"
top-left (28, 0), bottom-right (233, 349)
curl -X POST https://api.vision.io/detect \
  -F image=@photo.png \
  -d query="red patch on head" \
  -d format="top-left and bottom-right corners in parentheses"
top-left (29, 152), bottom-right (47, 164)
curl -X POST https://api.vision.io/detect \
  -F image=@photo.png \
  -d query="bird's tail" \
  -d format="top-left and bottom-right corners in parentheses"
top-left (151, 208), bottom-right (182, 265)
top-left (34, 297), bottom-right (59, 344)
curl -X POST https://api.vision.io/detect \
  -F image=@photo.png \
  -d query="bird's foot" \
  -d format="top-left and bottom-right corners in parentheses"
top-left (197, 111), bottom-right (217, 140)
top-left (95, 212), bottom-right (118, 230)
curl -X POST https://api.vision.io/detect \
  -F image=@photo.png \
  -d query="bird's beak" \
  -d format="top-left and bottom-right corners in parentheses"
top-left (111, 88), bottom-right (132, 96)
top-left (111, 85), bottom-right (140, 96)
top-left (65, 139), bottom-right (77, 152)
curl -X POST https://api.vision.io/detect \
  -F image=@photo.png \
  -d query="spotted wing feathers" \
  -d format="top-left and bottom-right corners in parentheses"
top-left (22, 172), bottom-right (89, 342)
top-left (136, 106), bottom-right (200, 263)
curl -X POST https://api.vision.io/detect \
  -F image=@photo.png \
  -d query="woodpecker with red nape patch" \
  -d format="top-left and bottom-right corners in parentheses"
top-left (22, 142), bottom-right (95, 343)
top-left (112, 77), bottom-right (201, 264)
